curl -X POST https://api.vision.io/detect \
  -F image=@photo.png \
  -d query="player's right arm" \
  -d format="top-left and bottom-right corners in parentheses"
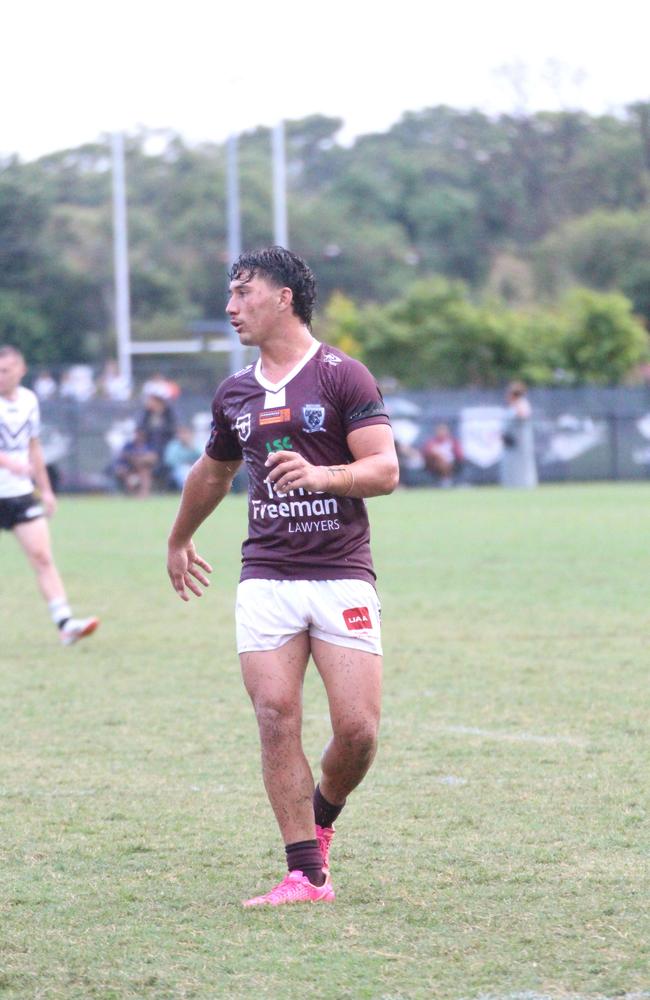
top-left (167, 453), bottom-right (242, 601)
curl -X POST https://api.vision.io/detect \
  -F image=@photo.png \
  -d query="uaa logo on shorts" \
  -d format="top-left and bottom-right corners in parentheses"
top-left (302, 404), bottom-right (326, 433)
top-left (235, 412), bottom-right (251, 442)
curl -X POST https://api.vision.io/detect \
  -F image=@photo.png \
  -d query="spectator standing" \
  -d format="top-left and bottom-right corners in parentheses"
top-left (500, 381), bottom-right (538, 488)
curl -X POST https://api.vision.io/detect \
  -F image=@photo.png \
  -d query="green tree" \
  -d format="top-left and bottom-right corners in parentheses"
top-left (316, 292), bottom-right (364, 358)
top-left (0, 290), bottom-right (49, 359)
top-left (560, 288), bottom-right (648, 384)
top-left (286, 114), bottom-right (346, 190)
top-left (508, 308), bottom-right (568, 385)
top-left (533, 209), bottom-right (650, 323)
top-left (358, 278), bottom-right (526, 388)
top-left (0, 174), bottom-right (50, 291)
top-left (3, 107), bottom-right (650, 369)
top-left (0, 171), bottom-right (104, 362)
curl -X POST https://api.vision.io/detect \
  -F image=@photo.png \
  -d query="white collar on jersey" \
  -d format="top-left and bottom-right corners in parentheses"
top-left (254, 338), bottom-right (320, 393)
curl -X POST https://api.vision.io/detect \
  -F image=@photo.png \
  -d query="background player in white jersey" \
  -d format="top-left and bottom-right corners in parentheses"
top-left (0, 345), bottom-right (99, 646)
top-left (167, 247), bottom-right (399, 906)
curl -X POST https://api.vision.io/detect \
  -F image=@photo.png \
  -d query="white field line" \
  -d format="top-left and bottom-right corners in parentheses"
top-left (440, 725), bottom-right (588, 748)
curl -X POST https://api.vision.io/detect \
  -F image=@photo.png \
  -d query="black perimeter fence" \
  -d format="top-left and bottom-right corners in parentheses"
top-left (38, 385), bottom-right (650, 493)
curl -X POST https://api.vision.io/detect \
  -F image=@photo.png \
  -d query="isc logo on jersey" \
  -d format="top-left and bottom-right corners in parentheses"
top-left (265, 436), bottom-right (292, 453)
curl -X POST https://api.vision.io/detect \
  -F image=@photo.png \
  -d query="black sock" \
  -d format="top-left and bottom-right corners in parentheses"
top-left (285, 839), bottom-right (326, 886)
top-left (313, 784), bottom-right (345, 829)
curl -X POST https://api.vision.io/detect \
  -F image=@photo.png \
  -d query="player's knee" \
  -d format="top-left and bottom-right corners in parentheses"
top-left (335, 717), bottom-right (378, 764)
top-left (28, 547), bottom-right (55, 574)
top-left (254, 699), bottom-right (300, 744)
top-left (355, 724), bottom-right (379, 764)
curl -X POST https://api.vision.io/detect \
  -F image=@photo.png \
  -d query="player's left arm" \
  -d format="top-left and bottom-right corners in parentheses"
top-left (28, 437), bottom-right (57, 516)
top-left (0, 450), bottom-right (31, 476)
top-left (265, 423), bottom-right (399, 498)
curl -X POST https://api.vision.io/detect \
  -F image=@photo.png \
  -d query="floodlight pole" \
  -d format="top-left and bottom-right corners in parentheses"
top-left (272, 120), bottom-right (288, 248)
top-left (110, 132), bottom-right (132, 388)
top-left (226, 133), bottom-right (245, 374)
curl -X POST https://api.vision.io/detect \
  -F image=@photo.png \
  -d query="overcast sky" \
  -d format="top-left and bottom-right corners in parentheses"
top-left (3, 0), bottom-right (648, 160)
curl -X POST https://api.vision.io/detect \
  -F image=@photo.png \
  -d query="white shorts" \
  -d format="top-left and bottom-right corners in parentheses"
top-left (235, 578), bottom-right (382, 655)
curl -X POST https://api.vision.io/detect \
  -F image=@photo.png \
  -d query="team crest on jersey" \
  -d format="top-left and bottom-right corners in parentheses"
top-left (235, 412), bottom-right (251, 442)
top-left (322, 352), bottom-right (342, 366)
top-left (302, 404), bottom-right (326, 433)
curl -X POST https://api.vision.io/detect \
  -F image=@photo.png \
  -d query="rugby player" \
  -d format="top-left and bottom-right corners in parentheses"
top-left (0, 345), bottom-right (99, 645)
top-left (167, 247), bottom-right (399, 906)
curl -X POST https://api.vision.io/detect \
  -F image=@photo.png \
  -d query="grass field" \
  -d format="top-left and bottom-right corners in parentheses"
top-left (1, 484), bottom-right (649, 1000)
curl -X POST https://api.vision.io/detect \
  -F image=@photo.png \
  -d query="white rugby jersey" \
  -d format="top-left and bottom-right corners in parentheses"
top-left (0, 386), bottom-right (40, 498)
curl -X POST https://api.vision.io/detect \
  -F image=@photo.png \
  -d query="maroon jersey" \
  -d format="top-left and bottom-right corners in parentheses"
top-left (205, 341), bottom-right (391, 584)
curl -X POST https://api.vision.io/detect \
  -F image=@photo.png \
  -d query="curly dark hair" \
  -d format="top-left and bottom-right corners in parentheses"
top-left (228, 246), bottom-right (317, 327)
